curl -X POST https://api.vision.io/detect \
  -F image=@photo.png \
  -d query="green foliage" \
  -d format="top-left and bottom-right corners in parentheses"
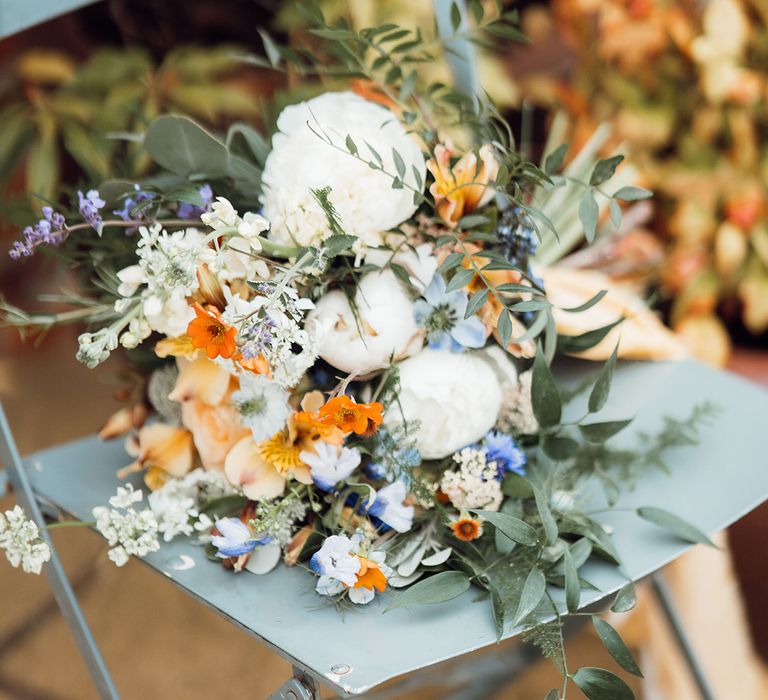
top-left (592, 616), bottom-right (643, 677)
top-left (571, 667), bottom-right (635, 700)
top-left (385, 571), bottom-right (470, 610)
top-left (636, 507), bottom-right (716, 547)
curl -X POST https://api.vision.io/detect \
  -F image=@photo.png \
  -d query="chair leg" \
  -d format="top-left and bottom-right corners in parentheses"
top-left (0, 405), bottom-right (120, 700)
top-left (651, 572), bottom-right (717, 700)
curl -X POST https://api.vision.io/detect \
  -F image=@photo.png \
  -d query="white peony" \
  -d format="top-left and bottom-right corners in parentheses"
top-left (308, 269), bottom-right (422, 375)
top-left (260, 92), bottom-right (426, 249)
top-left (388, 348), bottom-right (503, 459)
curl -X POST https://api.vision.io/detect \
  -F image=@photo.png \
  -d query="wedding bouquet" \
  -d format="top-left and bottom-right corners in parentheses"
top-left (1, 5), bottom-right (709, 697)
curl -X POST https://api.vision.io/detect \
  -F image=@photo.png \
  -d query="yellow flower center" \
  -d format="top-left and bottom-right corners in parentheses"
top-left (258, 430), bottom-right (304, 474)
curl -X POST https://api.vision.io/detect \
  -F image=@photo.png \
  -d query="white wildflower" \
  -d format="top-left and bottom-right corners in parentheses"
top-left (440, 447), bottom-right (503, 512)
top-left (231, 374), bottom-right (291, 442)
top-left (93, 486), bottom-right (160, 566)
top-left (0, 506), bottom-right (51, 574)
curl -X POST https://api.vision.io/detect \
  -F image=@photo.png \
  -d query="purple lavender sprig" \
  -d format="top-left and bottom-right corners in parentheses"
top-left (77, 189), bottom-right (106, 233)
top-left (177, 184), bottom-right (213, 220)
top-left (9, 206), bottom-right (67, 259)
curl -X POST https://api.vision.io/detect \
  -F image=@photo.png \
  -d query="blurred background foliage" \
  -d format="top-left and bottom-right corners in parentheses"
top-left (509, 0), bottom-right (768, 363)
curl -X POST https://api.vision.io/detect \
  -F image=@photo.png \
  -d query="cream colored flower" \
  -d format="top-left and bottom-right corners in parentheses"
top-left (261, 92), bottom-right (426, 248)
top-left (308, 269), bottom-right (422, 375)
top-left (387, 348), bottom-right (503, 459)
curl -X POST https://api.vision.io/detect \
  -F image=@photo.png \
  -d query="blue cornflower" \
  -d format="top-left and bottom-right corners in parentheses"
top-left (77, 189), bottom-right (105, 233)
top-left (177, 183), bottom-right (213, 220)
top-left (210, 518), bottom-right (271, 558)
top-left (484, 431), bottom-right (527, 478)
top-left (414, 274), bottom-right (486, 351)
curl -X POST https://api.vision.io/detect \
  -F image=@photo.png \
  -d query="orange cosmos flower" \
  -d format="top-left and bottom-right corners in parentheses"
top-left (187, 303), bottom-right (237, 360)
top-left (353, 557), bottom-right (388, 592)
top-left (451, 514), bottom-right (484, 542)
top-left (318, 395), bottom-right (384, 436)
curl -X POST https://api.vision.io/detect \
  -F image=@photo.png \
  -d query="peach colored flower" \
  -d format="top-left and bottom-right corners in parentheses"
top-left (427, 143), bottom-right (499, 228)
top-left (181, 398), bottom-right (249, 471)
top-left (121, 423), bottom-right (194, 490)
top-left (169, 355), bottom-right (231, 406)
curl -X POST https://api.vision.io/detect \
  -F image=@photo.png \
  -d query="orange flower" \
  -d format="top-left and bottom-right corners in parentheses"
top-left (451, 514), bottom-right (484, 542)
top-left (427, 143), bottom-right (499, 228)
top-left (234, 352), bottom-right (271, 377)
top-left (187, 303), bottom-right (237, 360)
top-left (318, 395), bottom-right (384, 436)
top-left (353, 557), bottom-right (387, 592)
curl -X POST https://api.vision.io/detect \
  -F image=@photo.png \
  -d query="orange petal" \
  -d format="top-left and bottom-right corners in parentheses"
top-left (134, 423), bottom-right (195, 482)
top-left (155, 335), bottom-right (198, 359)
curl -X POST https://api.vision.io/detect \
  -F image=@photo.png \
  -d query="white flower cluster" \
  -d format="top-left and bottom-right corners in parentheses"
top-left (496, 370), bottom-right (539, 435)
top-left (226, 283), bottom-right (317, 388)
top-left (252, 497), bottom-right (307, 546)
top-left (149, 470), bottom-right (236, 543)
top-left (92, 484), bottom-right (160, 566)
top-left (0, 506), bottom-right (51, 574)
top-left (116, 224), bottom-right (206, 340)
top-left (76, 326), bottom-right (120, 369)
top-left (200, 197), bottom-right (270, 282)
top-left (440, 447), bottom-right (503, 512)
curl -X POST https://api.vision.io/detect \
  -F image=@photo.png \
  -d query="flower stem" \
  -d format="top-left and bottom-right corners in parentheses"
top-left (44, 520), bottom-right (95, 530)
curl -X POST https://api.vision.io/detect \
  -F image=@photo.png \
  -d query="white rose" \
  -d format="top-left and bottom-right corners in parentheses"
top-left (308, 269), bottom-right (422, 375)
top-left (261, 92), bottom-right (426, 248)
top-left (389, 349), bottom-right (503, 459)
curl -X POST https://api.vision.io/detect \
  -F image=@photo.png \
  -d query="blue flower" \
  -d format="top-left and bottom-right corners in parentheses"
top-left (367, 481), bottom-right (414, 533)
top-left (177, 184), bottom-right (213, 220)
top-left (77, 189), bottom-right (105, 233)
top-left (112, 184), bottom-right (156, 223)
top-left (484, 431), bottom-right (526, 478)
top-left (210, 518), bottom-right (271, 558)
top-left (414, 274), bottom-right (486, 351)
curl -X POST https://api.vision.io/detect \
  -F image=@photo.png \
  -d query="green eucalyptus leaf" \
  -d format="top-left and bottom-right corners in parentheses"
top-left (475, 510), bottom-right (538, 546)
top-left (588, 343), bottom-right (618, 414)
top-left (497, 309), bottom-right (513, 348)
top-left (385, 571), bottom-right (470, 611)
top-left (579, 189), bottom-right (599, 243)
top-left (613, 186), bottom-right (652, 201)
top-left (544, 690), bottom-right (560, 700)
top-left (636, 507), bottom-right (716, 547)
top-left (611, 582), bottom-right (637, 613)
top-left (564, 548), bottom-right (580, 612)
top-left (445, 267), bottom-right (475, 293)
top-left (513, 567), bottom-right (546, 626)
top-left (492, 590), bottom-right (505, 640)
top-left (533, 486), bottom-right (558, 545)
top-left (592, 617), bottom-right (643, 677)
top-left (557, 318), bottom-right (623, 353)
top-left (501, 472), bottom-right (534, 499)
top-left (345, 134), bottom-right (358, 155)
top-left (560, 289), bottom-right (607, 313)
top-left (324, 234), bottom-right (357, 257)
top-left (609, 199), bottom-right (622, 229)
top-left (531, 350), bottom-right (561, 428)
top-left (544, 144), bottom-right (568, 175)
top-left (579, 420), bottom-right (632, 443)
top-left (590, 155), bottom-right (625, 186)
top-left (465, 289), bottom-right (489, 318)
top-left (144, 115), bottom-right (229, 176)
top-left (437, 252), bottom-right (464, 275)
top-left (542, 436), bottom-right (579, 461)
top-left (572, 667), bottom-right (635, 700)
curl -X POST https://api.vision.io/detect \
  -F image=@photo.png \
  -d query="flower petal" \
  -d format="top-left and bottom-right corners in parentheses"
top-left (224, 437), bottom-right (286, 501)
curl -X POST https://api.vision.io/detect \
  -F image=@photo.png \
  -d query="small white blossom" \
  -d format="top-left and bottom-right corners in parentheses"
top-left (0, 506), bottom-right (51, 574)
top-left (368, 481), bottom-right (414, 533)
top-left (231, 374), bottom-right (291, 442)
top-left (93, 486), bottom-right (160, 566)
top-left (440, 447), bottom-right (503, 512)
